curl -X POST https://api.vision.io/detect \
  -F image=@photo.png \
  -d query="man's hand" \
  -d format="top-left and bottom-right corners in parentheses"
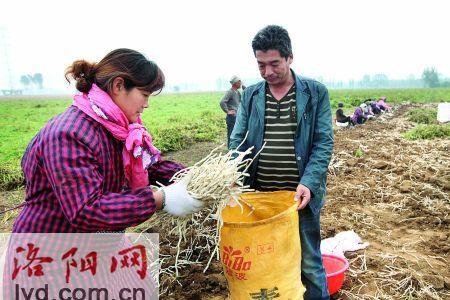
top-left (294, 184), bottom-right (311, 210)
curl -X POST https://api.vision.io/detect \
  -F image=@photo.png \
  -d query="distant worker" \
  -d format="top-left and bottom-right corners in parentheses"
top-left (366, 99), bottom-right (382, 115)
top-left (360, 102), bottom-right (375, 119)
top-left (220, 76), bottom-right (242, 147)
top-left (377, 96), bottom-right (391, 111)
top-left (351, 105), bottom-right (368, 125)
top-left (335, 102), bottom-right (354, 126)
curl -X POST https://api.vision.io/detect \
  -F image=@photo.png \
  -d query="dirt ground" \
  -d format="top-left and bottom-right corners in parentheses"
top-left (0, 104), bottom-right (448, 299)
top-left (157, 104), bottom-right (450, 300)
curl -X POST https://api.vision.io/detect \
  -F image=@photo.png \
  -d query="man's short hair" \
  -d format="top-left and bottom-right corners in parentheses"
top-left (252, 25), bottom-right (292, 59)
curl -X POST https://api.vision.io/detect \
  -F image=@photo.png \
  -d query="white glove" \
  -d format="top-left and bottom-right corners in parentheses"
top-left (162, 177), bottom-right (203, 217)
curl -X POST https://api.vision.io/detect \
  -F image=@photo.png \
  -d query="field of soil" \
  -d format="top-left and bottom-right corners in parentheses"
top-left (0, 103), bottom-right (448, 299)
top-left (157, 104), bottom-right (450, 300)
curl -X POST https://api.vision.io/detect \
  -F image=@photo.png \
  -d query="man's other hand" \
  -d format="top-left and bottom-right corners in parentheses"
top-left (294, 184), bottom-right (311, 210)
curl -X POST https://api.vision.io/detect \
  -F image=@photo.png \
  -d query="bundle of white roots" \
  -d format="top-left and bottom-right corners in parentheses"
top-left (150, 137), bottom-right (264, 277)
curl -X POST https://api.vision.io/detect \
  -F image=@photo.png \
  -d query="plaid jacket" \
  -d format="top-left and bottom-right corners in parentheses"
top-left (12, 106), bottom-right (183, 233)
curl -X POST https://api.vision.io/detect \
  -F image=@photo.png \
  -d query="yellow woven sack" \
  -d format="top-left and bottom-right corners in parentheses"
top-left (220, 191), bottom-right (305, 300)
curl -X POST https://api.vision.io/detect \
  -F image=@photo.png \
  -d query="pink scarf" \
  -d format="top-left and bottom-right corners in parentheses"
top-left (73, 84), bottom-right (161, 190)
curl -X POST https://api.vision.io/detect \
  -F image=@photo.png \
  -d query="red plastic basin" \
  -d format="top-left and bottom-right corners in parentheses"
top-left (322, 254), bottom-right (350, 295)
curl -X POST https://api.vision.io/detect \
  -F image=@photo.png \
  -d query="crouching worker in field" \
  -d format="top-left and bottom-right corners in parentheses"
top-left (230, 25), bottom-right (333, 300)
top-left (377, 96), bottom-right (391, 111)
top-left (360, 103), bottom-right (375, 120)
top-left (351, 105), bottom-right (367, 125)
top-left (12, 48), bottom-right (203, 233)
top-left (367, 99), bottom-right (382, 115)
top-left (335, 102), bottom-right (354, 126)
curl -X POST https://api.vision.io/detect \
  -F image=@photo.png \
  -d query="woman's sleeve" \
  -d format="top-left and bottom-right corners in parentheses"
top-left (147, 160), bottom-right (186, 186)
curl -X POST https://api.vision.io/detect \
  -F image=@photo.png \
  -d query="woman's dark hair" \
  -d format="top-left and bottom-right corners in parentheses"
top-left (252, 25), bottom-right (292, 59)
top-left (65, 48), bottom-right (165, 95)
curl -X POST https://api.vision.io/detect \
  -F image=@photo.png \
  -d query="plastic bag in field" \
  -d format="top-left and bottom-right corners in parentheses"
top-left (437, 102), bottom-right (450, 123)
top-left (321, 230), bottom-right (369, 258)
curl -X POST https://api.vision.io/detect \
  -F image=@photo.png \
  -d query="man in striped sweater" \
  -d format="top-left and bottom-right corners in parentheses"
top-left (230, 25), bottom-right (334, 300)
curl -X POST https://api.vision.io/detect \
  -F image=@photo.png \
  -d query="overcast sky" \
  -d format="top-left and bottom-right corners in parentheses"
top-left (0, 0), bottom-right (449, 91)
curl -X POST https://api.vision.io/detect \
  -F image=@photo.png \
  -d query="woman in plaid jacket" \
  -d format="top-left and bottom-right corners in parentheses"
top-left (13, 49), bottom-right (202, 233)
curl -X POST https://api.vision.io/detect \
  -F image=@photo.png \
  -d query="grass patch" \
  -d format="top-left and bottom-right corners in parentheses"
top-left (0, 164), bottom-right (23, 191)
top-left (406, 108), bottom-right (437, 124)
top-left (152, 115), bottom-right (224, 152)
top-left (403, 124), bottom-right (450, 140)
top-left (0, 189), bottom-right (24, 231)
top-left (354, 148), bottom-right (364, 158)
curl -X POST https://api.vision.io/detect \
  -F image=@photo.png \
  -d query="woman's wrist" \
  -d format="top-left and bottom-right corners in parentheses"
top-left (160, 188), bottom-right (166, 210)
top-left (154, 189), bottom-right (166, 211)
